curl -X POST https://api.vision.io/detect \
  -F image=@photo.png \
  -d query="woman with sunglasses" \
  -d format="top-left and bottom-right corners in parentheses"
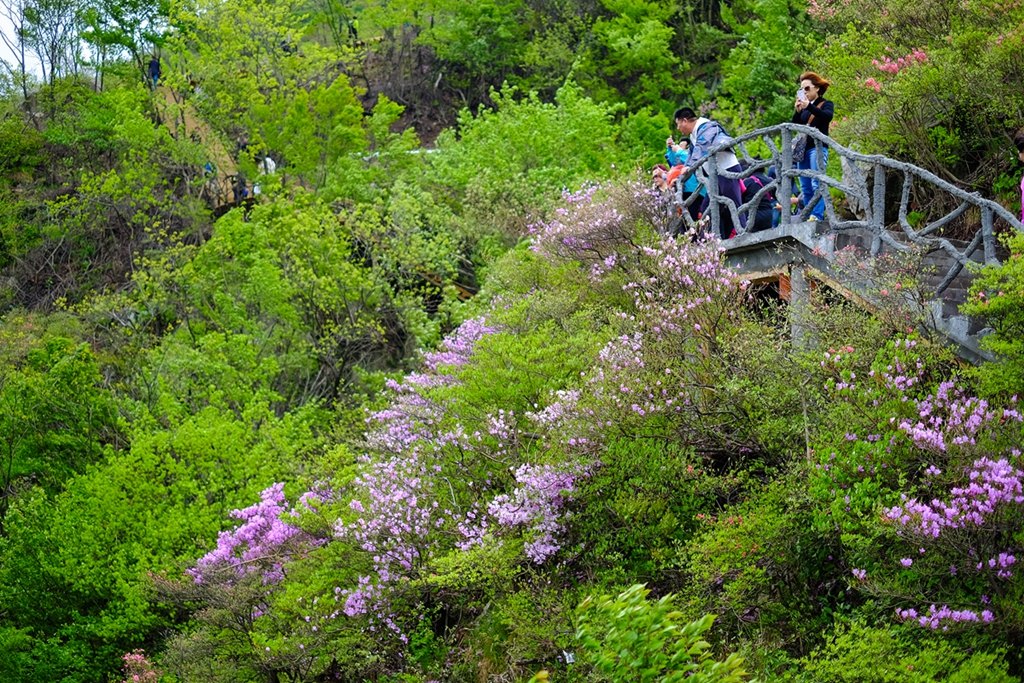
top-left (792, 71), bottom-right (835, 221)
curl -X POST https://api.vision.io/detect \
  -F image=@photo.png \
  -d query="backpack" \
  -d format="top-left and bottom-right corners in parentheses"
top-left (739, 173), bottom-right (775, 203)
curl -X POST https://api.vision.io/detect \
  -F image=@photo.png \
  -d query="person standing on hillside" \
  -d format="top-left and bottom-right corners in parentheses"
top-left (792, 71), bottom-right (835, 221)
top-left (674, 107), bottom-right (745, 239)
top-left (253, 156), bottom-right (277, 196)
top-left (148, 55), bottom-right (161, 88)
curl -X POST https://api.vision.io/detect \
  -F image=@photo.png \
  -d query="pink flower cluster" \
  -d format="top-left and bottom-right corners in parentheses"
top-left (422, 317), bottom-right (499, 372)
top-left (875, 339), bottom-right (924, 393)
top-left (188, 483), bottom-right (325, 585)
top-left (806, 0), bottom-right (844, 20)
top-left (344, 456), bottom-right (437, 582)
top-left (873, 49), bottom-right (928, 74)
top-left (821, 345), bottom-right (860, 392)
top-left (120, 650), bottom-right (159, 683)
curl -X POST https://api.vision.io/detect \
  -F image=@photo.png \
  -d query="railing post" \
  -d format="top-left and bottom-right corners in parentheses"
top-left (779, 128), bottom-right (793, 227)
top-left (871, 163), bottom-right (887, 255)
top-left (982, 207), bottom-right (997, 265)
top-left (672, 178), bottom-right (684, 228)
top-left (789, 264), bottom-right (811, 350)
top-left (871, 163), bottom-right (887, 232)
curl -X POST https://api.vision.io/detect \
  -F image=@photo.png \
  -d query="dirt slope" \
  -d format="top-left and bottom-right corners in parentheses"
top-left (155, 85), bottom-right (238, 206)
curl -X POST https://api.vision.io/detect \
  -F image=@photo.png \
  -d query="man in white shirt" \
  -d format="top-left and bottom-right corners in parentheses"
top-left (674, 107), bottom-right (745, 239)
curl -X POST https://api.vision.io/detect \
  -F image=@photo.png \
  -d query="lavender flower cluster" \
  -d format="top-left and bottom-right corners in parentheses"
top-left (897, 382), bottom-right (1020, 453)
top-left (189, 483), bottom-right (325, 585)
top-left (330, 317), bottom-right (585, 632)
top-left (527, 185), bottom-right (623, 273)
top-left (885, 457), bottom-right (1024, 539)
top-left (821, 339), bottom-right (1023, 631)
top-left (335, 318), bottom-right (501, 626)
top-left (896, 604), bottom-right (994, 630)
top-left (488, 463), bottom-right (585, 563)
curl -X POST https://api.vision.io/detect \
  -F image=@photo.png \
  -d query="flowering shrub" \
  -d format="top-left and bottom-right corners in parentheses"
top-left (871, 49), bottom-right (927, 75)
top-left (814, 0), bottom-right (1024, 193)
top-left (188, 483), bottom-right (327, 585)
top-left (527, 179), bottom-right (664, 281)
top-left (812, 333), bottom-right (1024, 632)
top-left (884, 450), bottom-right (1023, 630)
top-left (333, 318), bottom-right (504, 631)
top-left (163, 163), bottom-right (1024, 680)
top-left (324, 178), bottom-right (770, 664)
top-left (896, 383), bottom-right (1020, 454)
top-left (489, 463), bottom-right (585, 563)
top-left (859, 49), bottom-right (927, 92)
top-left (119, 650), bottom-right (159, 683)
top-left (863, 77), bottom-right (882, 93)
top-left (538, 233), bottom-right (752, 450)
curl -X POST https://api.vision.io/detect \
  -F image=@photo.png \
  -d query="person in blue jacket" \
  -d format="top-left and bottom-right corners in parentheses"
top-left (664, 136), bottom-right (702, 222)
top-left (148, 55), bottom-right (161, 88)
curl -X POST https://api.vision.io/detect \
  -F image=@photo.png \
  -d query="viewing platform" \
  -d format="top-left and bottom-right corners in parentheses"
top-left (668, 123), bottom-right (1024, 362)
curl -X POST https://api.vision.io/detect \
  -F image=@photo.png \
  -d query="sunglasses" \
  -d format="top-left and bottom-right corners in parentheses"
top-left (803, 85), bottom-right (815, 91)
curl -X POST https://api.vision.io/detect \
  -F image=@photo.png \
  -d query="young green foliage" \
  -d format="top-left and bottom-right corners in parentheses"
top-left (576, 584), bottom-right (752, 683)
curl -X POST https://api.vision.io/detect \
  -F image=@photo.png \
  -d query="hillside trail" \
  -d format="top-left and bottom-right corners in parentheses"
top-left (154, 85), bottom-right (238, 207)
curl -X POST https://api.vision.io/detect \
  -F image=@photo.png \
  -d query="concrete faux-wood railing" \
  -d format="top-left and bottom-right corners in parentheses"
top-left (669, 123), bottom-right (1024, 362)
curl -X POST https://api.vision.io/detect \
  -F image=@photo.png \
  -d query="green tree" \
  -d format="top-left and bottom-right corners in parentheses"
top-left (250, 74), bottom-right (366, 192)
top-left (166, 0), bottom-right (341, 139)
top-left (415, 0), bottom-right (529, 97)
top-left (37, 84), bottom-right (208, 306)
top-left (95, 189), bottom-right (393, 417)
top-left (718, 0), bottom-right (810, 127)
top-left (0, 398), bottom-right (322, 681)
top-left (22, 0), bottom-right (81, 87)
top-left (0, 335), bottom-right (117, 528)
top-left (427, 80), bottom-right (626, 239)
top-left (584, 0), bottom-right (681, 111)
top-left (79, 0), bottom-right (168, 89)
top-left (961, 233), bottom-right (1024, 398)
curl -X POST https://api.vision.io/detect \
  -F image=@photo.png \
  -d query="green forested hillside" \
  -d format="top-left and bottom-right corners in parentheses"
top-left (1, 0), bottom-right (1024, 681)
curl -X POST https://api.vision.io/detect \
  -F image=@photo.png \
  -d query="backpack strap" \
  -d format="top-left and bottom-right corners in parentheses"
top-left (695, 120), bottom-right (730, 147)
